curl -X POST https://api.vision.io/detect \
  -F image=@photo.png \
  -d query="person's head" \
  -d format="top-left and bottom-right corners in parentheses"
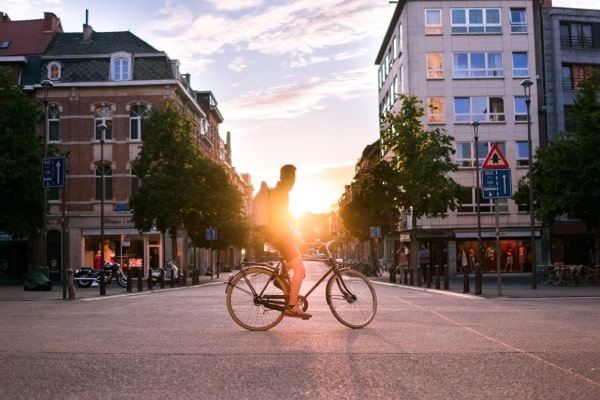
top-left (279, 164), bottom-right (296, 187)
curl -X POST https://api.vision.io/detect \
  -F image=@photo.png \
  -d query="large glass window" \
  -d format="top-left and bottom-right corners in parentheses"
top-left (427, 53), bottom-right (444, 78)
top-left (510, 9), bottom-right (527, 33)
top-left (129, 105), bottom-right (148, 141)
top-left (454, 97), bottom-right (505, 123)
top-left (451, 8), bottom-right (501, 34)
top-left (95, 165), bottom-right (113, 200)
top-left (453, 52), bottom-right (503, 78)
top-left (95, 106), bottom-right (113, 140)
top-left (514, 97), bottom-right (528, 122)
top-left (560, 23), bottom-right (593, 48)
top-left (512, 52), bottom-right (529, 77)
top-left (516, 141), bottom-right (529, 167)
top-left (425, 9), bottom-right (442, 34)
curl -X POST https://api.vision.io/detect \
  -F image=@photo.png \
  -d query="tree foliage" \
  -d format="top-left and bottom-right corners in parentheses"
top-left (0, 67), bottom-right (44, 238)
top-left (380, 94), bottom-right (461, 267)
top-left (129, 101), bottom-right (248, 259)
top-left (526, 71), bottom-right (600, 257)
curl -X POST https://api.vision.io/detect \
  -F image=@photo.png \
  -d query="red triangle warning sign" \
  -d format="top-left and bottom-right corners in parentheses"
top-left (481, 144), bottom-right (509, 169)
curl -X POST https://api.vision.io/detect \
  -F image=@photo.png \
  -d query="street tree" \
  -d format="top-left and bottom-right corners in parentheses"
top-left (0, 67), bottom-right (44, 238)
top-left (517, 71), bottom-right (600, 260)
top-left (380, 94), bottom-right (461, 272)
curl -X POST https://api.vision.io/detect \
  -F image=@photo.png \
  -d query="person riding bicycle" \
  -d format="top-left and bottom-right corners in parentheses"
top-left (264, 164), bottom-right (312, 320)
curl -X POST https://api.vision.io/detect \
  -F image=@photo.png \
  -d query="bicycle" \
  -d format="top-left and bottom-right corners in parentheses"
top-left (225, 240), bottom-right (377, 331)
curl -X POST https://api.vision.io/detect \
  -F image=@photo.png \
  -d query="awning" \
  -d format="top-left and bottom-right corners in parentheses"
top-left (81, 229), bottom-right (157, 236)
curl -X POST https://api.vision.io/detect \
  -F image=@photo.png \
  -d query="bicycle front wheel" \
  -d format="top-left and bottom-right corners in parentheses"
top-left (226, 267), bottom-right (288, 331)
top-left (326, 268), bottom-right (377, 328)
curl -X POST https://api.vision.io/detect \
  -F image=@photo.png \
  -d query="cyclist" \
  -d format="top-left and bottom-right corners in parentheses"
top-left (265, 164), bottom-right (311, 320)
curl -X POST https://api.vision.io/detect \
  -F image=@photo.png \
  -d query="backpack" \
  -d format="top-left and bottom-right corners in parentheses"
top-left (252, 181), bottom-right (270, 234)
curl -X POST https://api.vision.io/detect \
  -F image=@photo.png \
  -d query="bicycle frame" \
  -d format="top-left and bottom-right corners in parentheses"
top-left (226, 262), bottom-right (287, 312)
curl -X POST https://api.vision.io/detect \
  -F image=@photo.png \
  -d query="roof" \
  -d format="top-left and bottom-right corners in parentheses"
top-left (0, 12), bottom-right (62, 56)
top-left (45, 30), bottom-right (161, 56)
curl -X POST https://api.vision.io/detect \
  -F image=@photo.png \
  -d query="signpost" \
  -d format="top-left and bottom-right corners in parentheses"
top-left (42, 156), bottom-right (66, 188)
top-left (206, 228), bottom-right (217, 278)
top-left (480, 145), bottom-right (512, 296)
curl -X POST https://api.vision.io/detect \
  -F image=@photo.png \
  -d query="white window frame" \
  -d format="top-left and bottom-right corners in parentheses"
top-left (427, 97), bottom-right (445, 123)
top-left (453, 52), bottom-right (503, 78)
top-left (510, 8), bottom-right (527, 34)
top-left (425, 9), bottom-right (442, 35)
top-left (454, 97), bottom-right (505, 123)
top-left (451, 8), bottom-right (501, 34)
top-left (47, 61), bottom-right (61, 80)
top-left (427, 53), bottom-right (444, 79)
top-left (111, 52), bottom-right (132, 81)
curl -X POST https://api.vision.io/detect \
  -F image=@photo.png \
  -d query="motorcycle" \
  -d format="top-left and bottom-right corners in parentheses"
top-left (74, 262), bottom-right (127, 288)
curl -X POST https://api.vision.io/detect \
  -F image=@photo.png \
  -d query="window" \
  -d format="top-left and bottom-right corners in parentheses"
top-left (47, 62), bottom-right (61, 80)
top-left (457, 187), bottom-right (504, 213)
top-left (425, 9), bottom-right (442, 34)
top-left (427, 53), bottom-right (444, 78)
top-left (456, 141), bottom-right (494, 168)
top-left (95, 165), bottom-right (113, 200)
top-left (48, 106), bottom-right (60, 142)
top-left (454, 97), bottom-right (505, 123)
top-left (111, 52), bottom-right (132, 81)
top-left (560, 23), bottom-right (593, 48)
top-left (562, 64), bottom-right (599, 90)
top-left (95, 105), bottom-right (113, 140)
top-left (398, 23), bottom-right (403, 55)
top-left (516, 141), bottom-right (529, 167)
top-left (514, 97), bottom-right (528, 122)
top-left (451, 8), bottom-right (501, 34)
top-left (453, 52), bottom-right (503, 78)
top-left (512, 52), bottom-right (529, 77)
top-left (428, 97), bottom-right (445, 123)
top-left (510, 9), bottom-right (527, 33)
top-left (129, 105), bottom-right (148, 141)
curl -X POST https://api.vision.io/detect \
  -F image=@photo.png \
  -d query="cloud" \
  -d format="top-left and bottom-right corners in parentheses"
top-left (205, 0), bottom-right (265, 12)
top-left (228, 56), bottom-right (247, 72)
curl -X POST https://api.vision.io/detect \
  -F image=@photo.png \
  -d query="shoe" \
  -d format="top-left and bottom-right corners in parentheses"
top-left (284, 304), bottom-right (311, 320)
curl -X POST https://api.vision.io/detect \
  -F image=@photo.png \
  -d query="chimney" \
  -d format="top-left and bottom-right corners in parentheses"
top-left (43, 12), bottom-right (62, 33)
top-left (541, 0), bottom-right (553, 6)
top-left (0, 12), bottom-right (11, 23)
top-left (82, 9), bottom-right (93, 42)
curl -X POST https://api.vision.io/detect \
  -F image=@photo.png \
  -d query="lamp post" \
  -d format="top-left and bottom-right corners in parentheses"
top-left (472, 121), bottom-right (482, 295)
top-left (97, 123), bottom-right (107, 271)
top-left (520, 79), bottom-right (536, 289)
top-left (40, 80), bottom-right (53, 269)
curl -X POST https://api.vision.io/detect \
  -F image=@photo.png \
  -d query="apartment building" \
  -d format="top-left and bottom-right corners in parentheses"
top-left (539, 5), bottom-right (600, 264)
top-left (376, 0), bottom-right (541, 274)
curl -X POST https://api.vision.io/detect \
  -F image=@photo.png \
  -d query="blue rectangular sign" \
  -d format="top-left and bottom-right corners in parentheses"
top-left (205, 228), bottom-right (217, 241)
top-left (42, 156), bottom-right (66, 188)
top-left (481, 169), bottom-right (512, 199)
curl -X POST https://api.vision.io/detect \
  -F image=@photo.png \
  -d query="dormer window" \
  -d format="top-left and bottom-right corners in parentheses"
top-left (47, 61), bottom-right (61, 80)
top-left (111, 52), bottom-right (132, 81)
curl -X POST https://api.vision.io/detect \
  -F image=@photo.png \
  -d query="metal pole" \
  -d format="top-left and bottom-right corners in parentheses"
top-left (40, 80), bottom-right (53, 270)
top-left (472, 121), bottom-right (482, 295)
top-left (521, 79), bottom-right (537, 289)
top-left (97, 123), bottom-right (107, 279)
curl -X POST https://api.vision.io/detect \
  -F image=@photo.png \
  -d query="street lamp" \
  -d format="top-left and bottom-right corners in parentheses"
top-left (520, 78), bottom-right (536, 289)
top-left (472, 121), bottom-right (482, 295)
top-left (97, 123), bottom-right (107, 271)
top-left (40, 80), bottom-right (53, 269)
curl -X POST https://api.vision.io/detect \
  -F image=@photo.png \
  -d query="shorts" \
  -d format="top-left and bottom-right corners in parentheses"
top-left (266, 232), bottom-right (300, 262)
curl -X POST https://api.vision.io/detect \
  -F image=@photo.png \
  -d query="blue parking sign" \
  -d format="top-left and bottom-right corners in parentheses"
top-left (42, 157), bottom-right (66, 188)
top-left (481, 169), bottom-right (512, 199)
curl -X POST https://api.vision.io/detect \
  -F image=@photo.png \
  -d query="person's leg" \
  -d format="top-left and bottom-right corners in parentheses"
top-left (286, 256), bottom-right (305, 306)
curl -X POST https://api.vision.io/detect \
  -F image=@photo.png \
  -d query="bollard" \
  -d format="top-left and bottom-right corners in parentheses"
top-left (170, 270), bottom-right (175, 288)
top-left (389, 265), bottom-right (397, 284)
top-left (160, 269), bottom-right (165, 289)
top-left (99, 269), bottom-right (106, 296)
top-left (443, 264), bottom-right (449, 290)
top-left (475, 262), bottom-right (482, 295)
top-left (147, 269), bottom-right (154, 290)
top-left (409, 267), bottom-right (414, 286)
top-left (416, 267), bottom-right (422, 287)
top-left (463, 263), bottom-right (470, 293)
top-left (192, 269), bottom-right (199, 285)
top-left (137, 268), bottom-right (143, 292)
top-left (435, 264), bottom-right (441, 290)
top-left (403, 266), bottom-right (409, 285)
top-left (426, 265), bottom-right (432, 288)
top-left (67, 269), bottom-right (75, 299)
top-left (126, 268), bottom-right (133, 293)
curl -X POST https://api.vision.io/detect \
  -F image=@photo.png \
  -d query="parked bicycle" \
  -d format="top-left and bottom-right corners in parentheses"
top-left (225, 240), bottom-right (377, 331)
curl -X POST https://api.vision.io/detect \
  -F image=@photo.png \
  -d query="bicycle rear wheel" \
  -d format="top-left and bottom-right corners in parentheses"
top-left (326, 268), bottom-right (377, 328)
top-left (226, 267), bottom-right (288, 331)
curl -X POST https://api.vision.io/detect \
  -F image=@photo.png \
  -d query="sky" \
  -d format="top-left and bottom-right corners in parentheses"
top-left (5, 0), bottom-right (600, 216)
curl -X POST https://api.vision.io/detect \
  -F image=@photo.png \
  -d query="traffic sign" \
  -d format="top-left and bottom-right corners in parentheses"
top-left (205, 228), bottom-right (217, 241)
top-left (482, 144), bottom-right (509, 169)
top-left (42, 156), bottom-right (66, 188)
top-left (369, 226), bottom-right (381, 239)
top-left (481, 169), bottom-right (512, 199)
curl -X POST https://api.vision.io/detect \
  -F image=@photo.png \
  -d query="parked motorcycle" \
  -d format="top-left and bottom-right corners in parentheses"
top-left (74, 262), bottom-right (127, 288)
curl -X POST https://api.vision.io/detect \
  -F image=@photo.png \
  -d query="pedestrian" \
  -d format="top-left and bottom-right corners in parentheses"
top-left (264, 164), bottom-right (311, 319)
top-left (418, 244), bottom-right (430, 284)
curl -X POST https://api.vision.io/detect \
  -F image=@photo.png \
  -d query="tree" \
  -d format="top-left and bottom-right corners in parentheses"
top-left (523, 71), bottom-right (600, 259)
top-left (380, 94), bottom-right (461, 271)
top-left (129, 101), bottom-right (248, 267)
top-left (0, 67), bottom-right (44, 238)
